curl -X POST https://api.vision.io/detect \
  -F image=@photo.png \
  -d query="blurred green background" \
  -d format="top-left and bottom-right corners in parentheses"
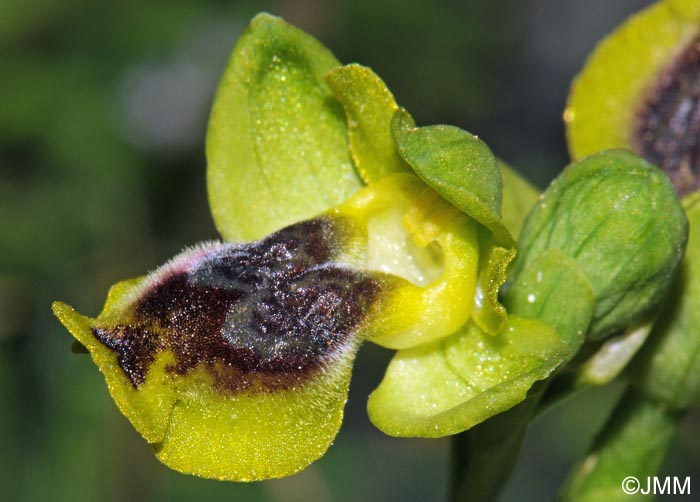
top-left (2, 0), bottom-right (698, 500)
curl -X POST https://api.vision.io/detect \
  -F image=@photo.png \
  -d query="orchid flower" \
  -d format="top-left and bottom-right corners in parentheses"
top-left (53, 12), bottom-right (688, 484)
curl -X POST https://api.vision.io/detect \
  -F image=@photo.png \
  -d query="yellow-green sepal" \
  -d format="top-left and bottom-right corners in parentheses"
top-left (565, 0), bottom-right (698, 159)
top-left (326, 64), bottom-right (412, 183)
top-left (206, 13), bottom-right (362, 242)
top-left (368, 249), bottom-right (594, 437)
top-left (666, 0), bottom-right (700, 21)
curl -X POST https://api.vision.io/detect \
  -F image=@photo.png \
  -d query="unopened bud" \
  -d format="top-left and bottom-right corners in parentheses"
top-left (511, 149), bottom-right (688, 340)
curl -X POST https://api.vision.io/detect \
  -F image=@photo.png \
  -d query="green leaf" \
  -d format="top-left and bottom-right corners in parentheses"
top-left (368, 249), bottom-right (594, 437)
top-left (326, 64), bottom-right (412, 183)
top-left (206, 13), bottom-right (362, 242)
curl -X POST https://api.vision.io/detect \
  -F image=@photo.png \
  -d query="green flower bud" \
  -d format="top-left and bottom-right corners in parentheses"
top-left (632, 193), bottom-right (700, 408)
top-left (550, 0), bottom-right (700, 395)
top-left (511, 149), bottom-right (688, 340)
top-left (564, 185), bottom-right (700, 502)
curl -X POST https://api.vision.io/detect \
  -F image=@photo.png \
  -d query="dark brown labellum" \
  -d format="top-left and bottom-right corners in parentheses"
top-left (634, 34), bottom-right (700, 198)
top-left (92, 218), bottom-right (382, 393)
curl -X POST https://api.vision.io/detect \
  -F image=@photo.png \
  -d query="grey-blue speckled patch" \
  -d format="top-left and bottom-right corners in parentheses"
top-left (92, 218), bottom-right (382, 393)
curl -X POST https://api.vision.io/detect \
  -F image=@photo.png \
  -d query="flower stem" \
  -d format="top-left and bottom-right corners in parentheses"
top-left (560, 387), bottom-right (682, 501)
top-left (449, 382), bottom-right (546, 502)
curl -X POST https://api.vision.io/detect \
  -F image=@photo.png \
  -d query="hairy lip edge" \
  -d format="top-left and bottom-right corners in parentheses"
top-left (91, 218), bottom-right (383, 395)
